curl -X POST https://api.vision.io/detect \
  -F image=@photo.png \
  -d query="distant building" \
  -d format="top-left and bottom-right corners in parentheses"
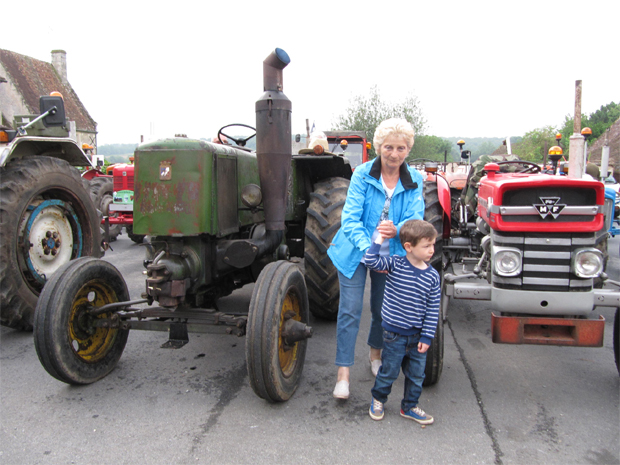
top-left (0, 49), bottom-right (97, 151)
top-left (587, 118), bottom-right (620, 180)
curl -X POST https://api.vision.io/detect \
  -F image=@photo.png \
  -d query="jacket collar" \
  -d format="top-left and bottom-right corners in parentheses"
top-left (368, 156), bottom-right (418, 190)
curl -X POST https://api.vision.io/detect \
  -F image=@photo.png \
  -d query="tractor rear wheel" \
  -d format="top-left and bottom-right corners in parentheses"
top-left (304, 177), bottom-right (349, 320)
top-left (246, 260), bottom-right (311, 402)
top-left (33, 257), bottom-right (129, 384)
top-left (88, 177), bottom-right (121, 241)
top-left (422, 179), bottom-right (445, 386)
top-left (0, 156), bottom-right (101, 330)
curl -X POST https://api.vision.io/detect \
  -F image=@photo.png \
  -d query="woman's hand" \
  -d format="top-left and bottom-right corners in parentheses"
top-left (377, 220), bottom-right (396, 239)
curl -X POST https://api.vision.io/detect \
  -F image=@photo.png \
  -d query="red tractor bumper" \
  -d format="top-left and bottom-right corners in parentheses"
top-left (491, 313), bottom-right (605, 347)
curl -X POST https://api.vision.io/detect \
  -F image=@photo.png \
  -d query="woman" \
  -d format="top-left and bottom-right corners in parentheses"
top-left (327, 118), bottom-right (425, 399)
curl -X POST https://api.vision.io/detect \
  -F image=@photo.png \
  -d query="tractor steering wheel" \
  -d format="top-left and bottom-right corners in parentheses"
top-left (217, 124), bottom-right (256, 147)
top-left (496, 160), bottom-right (542, 174)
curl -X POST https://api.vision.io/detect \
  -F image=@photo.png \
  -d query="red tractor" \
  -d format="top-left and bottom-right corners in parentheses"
top-left (421, 149), bottom-right (620, 386)
top-left (323, 131), bottom-right (370, 170)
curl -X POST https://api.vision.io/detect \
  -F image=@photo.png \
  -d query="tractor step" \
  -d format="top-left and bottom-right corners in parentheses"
top-left (491, 313), bottom-right (605, 347)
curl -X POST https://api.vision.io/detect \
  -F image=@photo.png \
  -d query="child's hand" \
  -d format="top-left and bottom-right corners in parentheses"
top-left (377, 220), bottom-right (396, 239)
top-left (418, 342), bottom-right (430, 353)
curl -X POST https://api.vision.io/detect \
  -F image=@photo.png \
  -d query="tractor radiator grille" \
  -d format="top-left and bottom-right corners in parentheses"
top-left (114, 173), bottom-right (134, 192)
top-left (492, 231), bottom-right (595, 292)
top-left (500, 186), bottom-right (598, 224)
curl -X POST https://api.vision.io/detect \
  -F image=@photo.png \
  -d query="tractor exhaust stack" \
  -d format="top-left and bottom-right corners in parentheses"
top-left (255, 48), bottom-right (292, 231)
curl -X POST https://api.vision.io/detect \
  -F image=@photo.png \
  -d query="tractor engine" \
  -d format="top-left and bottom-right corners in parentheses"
top-left (136, 49), bottom-right (293, 309)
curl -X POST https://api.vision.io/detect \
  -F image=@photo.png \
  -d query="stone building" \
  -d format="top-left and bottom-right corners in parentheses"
top-left (0, 49), bottom-right (97, 151)
top-left (586, 118), bottom-right (620, 181)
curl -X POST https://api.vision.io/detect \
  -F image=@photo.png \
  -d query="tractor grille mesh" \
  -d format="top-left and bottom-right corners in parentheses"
top-left (492, 231), bottom-right (594, 292)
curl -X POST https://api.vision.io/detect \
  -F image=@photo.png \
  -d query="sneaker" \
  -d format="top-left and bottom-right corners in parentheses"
top-left (400, 406), bottom-right (434, 425)
top-left (333, 380), bottom-right (349, 400)
top-left (369, 398), bottom-right (384, 420)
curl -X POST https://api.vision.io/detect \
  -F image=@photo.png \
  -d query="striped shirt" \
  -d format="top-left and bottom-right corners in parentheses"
top-left (364, 242), bottom-right (441, 346)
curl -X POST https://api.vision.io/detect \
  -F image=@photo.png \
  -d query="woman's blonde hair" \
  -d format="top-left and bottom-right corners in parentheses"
top-left (373, 118), bottom-right (415, 151)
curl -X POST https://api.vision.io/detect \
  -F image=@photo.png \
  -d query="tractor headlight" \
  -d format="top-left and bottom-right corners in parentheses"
top-left (493, 247), bottom-right (522, 276)
top-left (572, 248), bottom-right (604, 278)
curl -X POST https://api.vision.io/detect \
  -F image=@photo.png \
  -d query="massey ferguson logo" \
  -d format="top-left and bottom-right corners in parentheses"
top-left (534, 197), bottom-right (566, 219)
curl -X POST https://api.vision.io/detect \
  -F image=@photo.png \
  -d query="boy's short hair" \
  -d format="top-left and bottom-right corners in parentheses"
top-left (399, 219), bottom-right (437, 247)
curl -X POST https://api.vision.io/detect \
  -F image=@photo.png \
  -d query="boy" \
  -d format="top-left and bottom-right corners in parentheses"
top-left (364, 219), bottom-right (440, 424)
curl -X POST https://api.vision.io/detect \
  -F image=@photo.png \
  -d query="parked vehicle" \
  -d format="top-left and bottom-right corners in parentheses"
top-left (323, 131), bottom-right (370, 169)
top-left (33, 49), bottom-right (353, 402)
top-left (0, 95), bottom-right (102, 330)
top-left (419, 146), bottom-right (620, 385)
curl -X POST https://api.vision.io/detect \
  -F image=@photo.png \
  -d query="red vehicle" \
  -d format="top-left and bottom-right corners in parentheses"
top-left (323, 131), bottom-right (370, 169)
top-left (106, 162), bottom-right (144, 243)
top-left (420, 154), bottom-right (620, 386)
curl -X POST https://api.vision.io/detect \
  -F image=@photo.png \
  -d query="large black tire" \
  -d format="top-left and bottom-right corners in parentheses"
top-left (126, 225), bottom-right (146, 244)
top-left (0, 156), bottom-right (102, 330)
top-left (614, 308), bottom-right (619, 375)
top-left (33, 257), bottom-right (129, 384)
top-left (422, 179), bottom-right (445, 386)
top-left (246, 260), bottom-right (310, 402)
top-left (423, 181), bottom-right (444, 271)
top-left (88, 177), bottom-right (121, 241)
top-left (304, 177), bottom-right (349, 320)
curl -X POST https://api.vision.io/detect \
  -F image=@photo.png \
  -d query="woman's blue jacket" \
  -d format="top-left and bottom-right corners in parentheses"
top-left (327, 157), bottom-right (425, 279)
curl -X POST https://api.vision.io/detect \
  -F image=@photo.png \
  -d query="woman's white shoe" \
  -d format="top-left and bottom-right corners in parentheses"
top-left (332, 380), bottom-right (350, 399)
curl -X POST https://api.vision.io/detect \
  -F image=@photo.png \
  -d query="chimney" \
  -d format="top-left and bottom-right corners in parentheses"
top-left (51, 50), bottom-right (68, 85)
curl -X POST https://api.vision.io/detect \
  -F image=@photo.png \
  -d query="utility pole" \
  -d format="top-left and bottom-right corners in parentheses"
top-left (568, 80), bottom-right (585, 178)
top-left (601, 128), bottom-right (611, 180)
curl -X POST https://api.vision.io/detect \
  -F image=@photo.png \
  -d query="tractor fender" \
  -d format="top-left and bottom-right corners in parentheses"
top-left (0, 136), bottom-right (94, 168)
top-left (434, 173), bottom-right (451, 222)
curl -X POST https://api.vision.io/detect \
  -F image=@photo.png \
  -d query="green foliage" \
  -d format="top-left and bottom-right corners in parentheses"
top-left (104, 154), bottom-right (133, 164)
top-left (408, 135), bottom-right (453, 162)
top-left (97, 143), bottom-right (138, 156)
top-left (512, 126), bottom-right (558, 162)
top-left (333, 85), bottom-right (426, 158)
top-left (557, 101), bottom-right (619, 155)
top-left (442, 137), bottom-right (508, 163)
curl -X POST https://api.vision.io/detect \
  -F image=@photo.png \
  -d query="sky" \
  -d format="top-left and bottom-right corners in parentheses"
top-left (2, 0), bottom-right (618, 146)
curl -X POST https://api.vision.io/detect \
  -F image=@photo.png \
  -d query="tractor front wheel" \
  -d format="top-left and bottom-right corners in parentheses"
top-left (33, 257), bottom-right (129, 384)
top-left (126, 225), bottom-right (146, 244)
top-left (246, 260), bottom-right (311, 402)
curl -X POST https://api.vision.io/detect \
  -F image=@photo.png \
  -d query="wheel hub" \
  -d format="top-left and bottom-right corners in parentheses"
top-left (20, 199), bottom-right (83, 285)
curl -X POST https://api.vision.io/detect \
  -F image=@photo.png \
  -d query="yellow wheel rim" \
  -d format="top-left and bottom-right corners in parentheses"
top-left (68, 280), bottom-right (120, 362)
top-left (278, 289), bottom-right (301, 377)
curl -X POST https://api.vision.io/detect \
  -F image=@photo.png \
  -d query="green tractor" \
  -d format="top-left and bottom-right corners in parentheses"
top-left (33, 48), bottom-right (351, 401)
top-left (0, 95), bottom-right (102, 330)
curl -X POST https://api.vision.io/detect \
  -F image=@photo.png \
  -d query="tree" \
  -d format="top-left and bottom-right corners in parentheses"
top-left (408, 135), bottom-right (453, 162)
top-left (512, 126), bottom-right (558, 162)
top-left (333, 86), bottom-right (427, 158)
top-left (557, 101), bottom-right (619, 155)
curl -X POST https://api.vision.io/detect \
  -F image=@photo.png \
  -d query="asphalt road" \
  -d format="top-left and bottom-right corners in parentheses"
top-left (1, 232), bottom-right (619, 465)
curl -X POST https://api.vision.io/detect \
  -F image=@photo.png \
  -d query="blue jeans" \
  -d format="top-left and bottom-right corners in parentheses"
top-left (335, 262), bottom-right (386, 367)
top-left (371, 330), bottom-right (427, 412)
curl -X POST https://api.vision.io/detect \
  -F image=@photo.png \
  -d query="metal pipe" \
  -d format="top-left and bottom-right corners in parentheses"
top-left (255, 48), bottom-right (292, 231)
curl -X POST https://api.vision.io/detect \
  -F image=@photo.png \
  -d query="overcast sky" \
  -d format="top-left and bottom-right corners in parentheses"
top-left (3, 0), bottom-right (618, 146)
